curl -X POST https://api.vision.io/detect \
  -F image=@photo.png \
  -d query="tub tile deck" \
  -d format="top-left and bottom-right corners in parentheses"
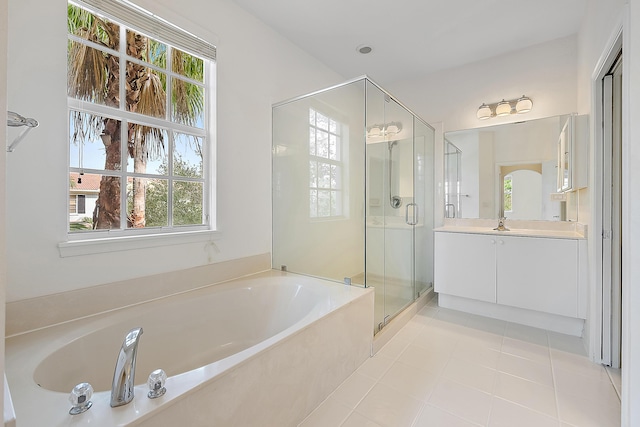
top-left (299, 298), bottom-right (621, 427)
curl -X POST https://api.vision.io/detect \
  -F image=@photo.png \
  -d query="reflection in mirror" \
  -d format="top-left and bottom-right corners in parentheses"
top-left (444, 140), bottom-right (462, 218)
top-left (444, 115), bottom-right (571, 221)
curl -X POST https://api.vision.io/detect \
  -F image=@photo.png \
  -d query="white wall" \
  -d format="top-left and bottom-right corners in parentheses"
top-left (509, 170), bottom-right (542, 220)
top-left (387, 35), bottom-right (578, 133)
top-left (5, 0), bottom-right (344, 301)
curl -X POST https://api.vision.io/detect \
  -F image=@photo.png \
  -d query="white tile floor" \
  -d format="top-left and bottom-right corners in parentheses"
top-left (299, 298), bottom-right (621, 427)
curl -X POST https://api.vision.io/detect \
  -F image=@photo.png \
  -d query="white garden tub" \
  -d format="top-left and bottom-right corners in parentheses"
top-left (5, 270), bottom-right (373, 426)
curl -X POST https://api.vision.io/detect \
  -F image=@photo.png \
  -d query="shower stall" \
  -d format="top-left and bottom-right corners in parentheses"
top-left (272, 77), bottom-right (435, 333)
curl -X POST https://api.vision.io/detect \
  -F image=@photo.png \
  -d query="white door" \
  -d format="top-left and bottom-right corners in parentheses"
top-left (602, 53), bottom-right (623, 368)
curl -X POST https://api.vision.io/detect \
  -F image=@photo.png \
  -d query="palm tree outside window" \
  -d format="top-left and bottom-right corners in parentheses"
top-left (67, 1), bottom-right (214, 235)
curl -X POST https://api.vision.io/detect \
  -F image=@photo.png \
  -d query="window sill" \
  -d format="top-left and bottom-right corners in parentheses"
top-left (58, 229), bottom-right (221, 258)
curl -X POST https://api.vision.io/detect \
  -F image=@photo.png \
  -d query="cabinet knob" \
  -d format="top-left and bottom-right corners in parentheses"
top-left (490, 239), bottom-right (496, 245)
top-left (499, 240), bottom-right (505, 245)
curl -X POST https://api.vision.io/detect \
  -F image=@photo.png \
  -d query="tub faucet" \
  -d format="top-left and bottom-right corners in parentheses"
top-left (110, 327), bottom-right (143, 407)
top-left (493, 217), bottom-right (509, 231)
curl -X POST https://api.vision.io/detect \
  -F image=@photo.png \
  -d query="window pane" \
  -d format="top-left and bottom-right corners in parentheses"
top-left (126, 123), bottom-right (168, 175)
top-left (126, 30), bottom-right (166, 68)
top-left (70, 111), bottom-right (121, 171)
top-left (173, 181), bottom-right (203, 225)
top-left (127, 177), bottom-right (168, 228)
top-left (318, 162), bottom-right (330, 189)
top-left (174, 133), bottom-right (203, 178)
top-left (318, 190), bottom-right (330, 217)
top-left (309, 109), bottom-right (315, 125)
top-left (171, 77), bottom-right (204, 128)
top-left (317, 130), bottom-right (329, 158)
top-left (69, 173), bottom-right (115, 231)
top-left (330, 164), bottom-right (340, 189)
top-left (171, 47), bottom-right (204, 83)
top-left (329, 119), bottom-right (337, 134)
top-left (316, 112), bottom-right (328, 130)
top-left (309, 161), bottom-right (317, 187)
top-left (67, 41), bottom-right (119, 107)
top-left (68, 4), bottom-right (120, 49)
top-left (126, 62), bottom-right (167, 119)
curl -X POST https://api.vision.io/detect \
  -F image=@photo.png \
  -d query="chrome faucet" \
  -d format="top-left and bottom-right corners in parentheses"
top-left (493, 217), bottom-right (509, 231)
top-left (110, 327), bottom-right (143, 407)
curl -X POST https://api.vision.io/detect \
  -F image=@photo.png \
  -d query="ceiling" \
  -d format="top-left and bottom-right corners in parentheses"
top-left (229, 0), bottom-right (588, 84)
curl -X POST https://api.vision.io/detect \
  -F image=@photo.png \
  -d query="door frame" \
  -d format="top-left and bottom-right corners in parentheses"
top-left (590, 27), bottom-right (622, 365)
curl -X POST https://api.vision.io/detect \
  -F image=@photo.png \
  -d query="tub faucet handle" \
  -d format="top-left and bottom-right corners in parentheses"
top-left (69, 382), bottom-right (93, 415)
top-left (147, 369), bottom-right (167, 399)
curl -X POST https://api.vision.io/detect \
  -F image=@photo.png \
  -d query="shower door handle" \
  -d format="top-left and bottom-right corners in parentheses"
top-left (405, 203), bottom-right (418, 226)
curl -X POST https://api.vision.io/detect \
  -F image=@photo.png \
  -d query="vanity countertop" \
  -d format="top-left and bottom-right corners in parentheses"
top-left (433, 225), bottom-right (586, 240)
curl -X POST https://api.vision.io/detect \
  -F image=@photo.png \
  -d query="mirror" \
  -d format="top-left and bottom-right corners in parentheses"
top-left (444, 114), bottom-right (574, 221)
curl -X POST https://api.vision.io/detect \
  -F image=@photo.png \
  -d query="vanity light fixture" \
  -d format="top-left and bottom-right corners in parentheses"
top-left (476, 103), bottom-right (492, 120)
top-left (476, 95), bottom-right (533, 120)
top-left (515, 95), bottom-right (533, 113)
top-left (495, 99), bottom-right (512, 117)
top-left (367, 121), bottom-right (402, 138)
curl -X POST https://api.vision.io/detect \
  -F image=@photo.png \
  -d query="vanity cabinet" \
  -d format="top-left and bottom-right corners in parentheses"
top-left (435, 231), bottom-right (580, 318)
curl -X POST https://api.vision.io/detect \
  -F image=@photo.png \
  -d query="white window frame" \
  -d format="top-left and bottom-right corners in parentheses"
top-left (62, 0), bottom-right (218, 255)
top-left (308, 108), bottom-right (345, 220)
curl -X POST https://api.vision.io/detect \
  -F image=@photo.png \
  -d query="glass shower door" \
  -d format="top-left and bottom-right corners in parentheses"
top-left (382, 134), bottom-right (415, 322)
top-left (366, 81), bottom-right (416, 331)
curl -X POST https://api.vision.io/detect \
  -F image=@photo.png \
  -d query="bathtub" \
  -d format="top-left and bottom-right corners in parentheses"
top-left (5, 270), bottom-right (374, 426)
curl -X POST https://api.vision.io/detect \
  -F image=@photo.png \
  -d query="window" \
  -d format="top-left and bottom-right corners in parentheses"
top-left (309, 108), bottom-right (343, 218)
top-left (77, 195), bottom-right (86, 214)
top-left (67, 0), bottom-right (215, 237)
top-left (504, 174), bottom-right (513, 212)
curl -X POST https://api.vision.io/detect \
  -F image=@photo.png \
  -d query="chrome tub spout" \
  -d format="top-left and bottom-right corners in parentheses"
top-left (110, 327), bottom-right (143, 407)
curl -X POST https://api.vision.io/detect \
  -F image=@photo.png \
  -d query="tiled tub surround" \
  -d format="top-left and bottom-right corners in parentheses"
top-left (6, 271), bottom-right (374, 426)
top-left (6, 253), bottom-right (272, 336)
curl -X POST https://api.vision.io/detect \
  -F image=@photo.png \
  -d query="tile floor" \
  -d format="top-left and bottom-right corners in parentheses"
top-left (299, 298), bottom-right (621, 427)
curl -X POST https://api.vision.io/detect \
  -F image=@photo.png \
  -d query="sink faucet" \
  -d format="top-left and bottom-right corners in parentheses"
top-left (493, 217), bottom-right (509, 231)
top-left (110, 327), bottom-right (143, 407)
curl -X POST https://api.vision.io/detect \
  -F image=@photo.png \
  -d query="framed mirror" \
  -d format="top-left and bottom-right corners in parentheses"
top-left (444, 114), bottom-right (573, 221)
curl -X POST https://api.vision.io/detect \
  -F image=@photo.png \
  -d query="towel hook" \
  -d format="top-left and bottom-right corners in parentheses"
top-left (7, 110), bottom-right (39, 152)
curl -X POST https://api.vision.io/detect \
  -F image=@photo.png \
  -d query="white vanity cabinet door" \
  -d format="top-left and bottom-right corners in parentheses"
top-left (434, 232), bottom-right (496, 303)
top-left (496, 236), bottom-right (578, 317)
